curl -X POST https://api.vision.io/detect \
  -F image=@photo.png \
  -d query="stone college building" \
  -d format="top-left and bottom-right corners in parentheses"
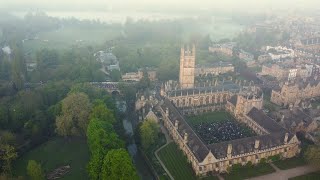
top-left (158, 45), bottom-right (301, 176)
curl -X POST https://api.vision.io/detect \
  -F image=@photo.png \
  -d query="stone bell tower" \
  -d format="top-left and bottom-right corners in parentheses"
top-left (179, 44), bottom-right (195, 89)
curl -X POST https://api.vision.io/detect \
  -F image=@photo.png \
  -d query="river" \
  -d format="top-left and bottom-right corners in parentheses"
top-left (116, 100), bottom-right (155, 180)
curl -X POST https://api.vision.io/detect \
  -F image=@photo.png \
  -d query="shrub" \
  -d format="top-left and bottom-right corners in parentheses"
top-left (268, 155), bottom-right (280, 162)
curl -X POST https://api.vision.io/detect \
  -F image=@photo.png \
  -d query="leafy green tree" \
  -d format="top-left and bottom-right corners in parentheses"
top-left (0, 131), bottom-right (16, 146)
top-left (140, 119), bottom-right (159, 150)
top-left (87, 118), bottom-right (123, 153)
top-left (27, 160), bottom-right (44, 180)
top-left (305, 145), bottom-right (320, 168)
top-left (86, 118), bottom-right (124, 180)
top-left (0, 105), bottom-right (9, 127)
top-left (101, 149), bottom-right (139, 180)
top-left (118, 83), bottom-right (137, 102)
top-left (89, 103), bottom-right (115, 124)
top-left (0, 144), bottom-right (17, 174)
top-left (110, 70), bottom-right (121, 82)
top-left (55, 93), bottom-right (91, 136)
top-left (11, 47), bottom-right (26, 90)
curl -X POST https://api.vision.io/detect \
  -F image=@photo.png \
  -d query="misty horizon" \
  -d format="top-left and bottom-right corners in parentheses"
top-left (0, 0), bottom-right (319, 13)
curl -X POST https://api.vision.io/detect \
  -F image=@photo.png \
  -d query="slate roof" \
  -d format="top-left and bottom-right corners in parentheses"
top-left (208, 132), bottom-right (291, 159)
top-left (167, 81), bottom-right (241, 97)
top-left (229, 95), bottom-right (238, 106)
top-left (161, 99), bottom-right (293, 162)
top-left (162, 99), bottom-right (209, 162)
top-left (247, 107), bottom-right (286, 133)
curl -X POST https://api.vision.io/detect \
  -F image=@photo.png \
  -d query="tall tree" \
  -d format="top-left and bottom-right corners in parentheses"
top-left (305, 145), bottom-right (320, 168)
top-left (27, 160), bottom-right (45, 180)
top-left (11, 46), bottom-right (26, 90)
top-left (86, 118), bottom-right (124, 180)
top-left (0, 144), bottom-right (17, 174)
top-left (55, 93), bottom-right (91, 136)
top-left (101, 149), bottom-right (139, 180)
top-left (89, 103), bottom-right (115, 124)
top-left (140, 119), bottom-right (159, 150)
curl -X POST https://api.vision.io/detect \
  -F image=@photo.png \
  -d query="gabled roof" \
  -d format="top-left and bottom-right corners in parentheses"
top-left (247, 107), bottom-right (286, 133)
top-left (161, 99), bottom-right (209, 162)
top-left (208, 132), bottom-right (292, 159)
top-left (229, 95), bottom-right (238, 107)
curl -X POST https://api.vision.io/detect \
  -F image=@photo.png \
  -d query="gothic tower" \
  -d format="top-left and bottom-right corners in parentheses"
top-left (179, 45), bottom-right (195, 89)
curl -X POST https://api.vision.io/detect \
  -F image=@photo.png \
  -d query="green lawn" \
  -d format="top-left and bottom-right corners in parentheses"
top-left (273, 157), bottom-right (307, 170)
top-left (223, 163), bottom-right (276, 180)
top-left (13, 137), bottom-right (89, 180)
top-left (289, 171), bottom-right (320, 180)
top-left (145, 132), bottom-right (169, 179)
top-left (158, 142), bottom-right (197, 180)
top-left (158, 142), bottom-right (219, 180)
top-left (186, 111), bottom-right (231, 126)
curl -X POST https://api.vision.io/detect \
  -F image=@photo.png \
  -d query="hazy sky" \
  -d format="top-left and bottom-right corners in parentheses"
top-left (0, 0), bottom-right (319, 12)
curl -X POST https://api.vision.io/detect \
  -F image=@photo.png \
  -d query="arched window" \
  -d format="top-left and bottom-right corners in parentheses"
top-left (206, 96), bottom-right (210, 105)
top-left (200, 97), bottom-right (204, 105)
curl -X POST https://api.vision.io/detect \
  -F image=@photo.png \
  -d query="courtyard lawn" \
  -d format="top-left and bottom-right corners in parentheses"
top-left (13, 137), bottom-right (89, 180)
top-left (289, 171), bottom-right (320, 180)
top-left (186, 111), bottom-right (256, 144)
top-left (158, 142), bottom-right (197, 180)
top-left (186, 111), bottom-right (231, 126)
top-left (273, 157), bottom-right (307, 170)
top-left (223, 163), bottom-right (276, 180)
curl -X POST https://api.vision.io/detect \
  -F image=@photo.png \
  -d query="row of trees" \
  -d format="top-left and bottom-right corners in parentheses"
top-left (54, 91), bottom-right (138, 180)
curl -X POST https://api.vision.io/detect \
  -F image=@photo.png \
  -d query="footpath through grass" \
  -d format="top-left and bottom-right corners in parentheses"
top-left (13, 137), bottom-right (89, 180)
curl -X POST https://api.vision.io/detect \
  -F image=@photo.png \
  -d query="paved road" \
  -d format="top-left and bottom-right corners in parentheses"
top-left (248, 164), bottom-right (319, 180)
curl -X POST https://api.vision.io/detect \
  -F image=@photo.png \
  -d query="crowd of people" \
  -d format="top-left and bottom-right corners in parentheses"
top-left (194, 119), bottom-right (255, 144)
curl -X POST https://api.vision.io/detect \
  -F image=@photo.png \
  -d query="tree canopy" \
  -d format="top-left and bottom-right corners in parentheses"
top-left (101, 149), bottom-right (139, 180)
top-left (140, 119), bottom-right (159, 150)
top-left (55, 92), bottom-right (91, 136)
top-left (305, 145), bottom-right (320, 168)
top-left (27, 160), bottom-right (45, 180)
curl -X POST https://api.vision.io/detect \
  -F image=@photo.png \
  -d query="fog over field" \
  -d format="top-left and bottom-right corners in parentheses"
top-left (1, 0), bottom-right (319, 12)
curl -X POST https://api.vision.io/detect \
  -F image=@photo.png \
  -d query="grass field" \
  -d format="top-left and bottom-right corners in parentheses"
top-left (273, 157), bottom-right (306, 170)
top-left (158, 142), bottom-right (197, 180)
top-left (186, 111), bottom-right (231, 126)
top-left (158, 142), bottom-right (219, 180)
top-left (223, 163), bottom-right (276, 180)
top-left (289, 171), bottom-right (320, 180)
top-left (13, 137), bottom-right (89, 180)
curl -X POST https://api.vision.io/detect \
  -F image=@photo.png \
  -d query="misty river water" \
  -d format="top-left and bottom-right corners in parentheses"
top-left (117, 100), bottom-right (155, 180)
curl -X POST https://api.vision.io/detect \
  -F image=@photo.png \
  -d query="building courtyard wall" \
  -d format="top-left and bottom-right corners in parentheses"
top-left (159, 101), bottom-right (300, 175)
